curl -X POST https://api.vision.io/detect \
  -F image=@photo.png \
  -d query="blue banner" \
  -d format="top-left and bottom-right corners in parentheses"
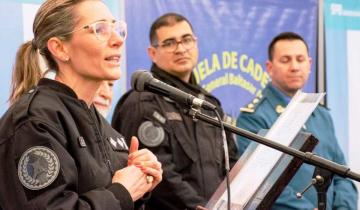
top-left (0, 1), bottom-right (318, 119)
top-left (125, 0), bottom-right (318, 119)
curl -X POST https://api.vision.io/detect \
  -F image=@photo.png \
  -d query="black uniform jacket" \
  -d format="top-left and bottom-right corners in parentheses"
top-left (0, 79), bottom-right (137, 210)
top-left (112, 65), bottom-right (238, 210)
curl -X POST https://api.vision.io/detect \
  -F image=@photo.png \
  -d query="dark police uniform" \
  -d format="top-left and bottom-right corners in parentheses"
top-left (236, 83), bottom-right (358, 210)
top-left (112, 65), bottom-right (238, 210)
top-left (0, 79), bottom-right (142, 210)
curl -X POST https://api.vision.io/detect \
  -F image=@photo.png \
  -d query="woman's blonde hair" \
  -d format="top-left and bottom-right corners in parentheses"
top-left (9, 0), bottom-right (93, 105)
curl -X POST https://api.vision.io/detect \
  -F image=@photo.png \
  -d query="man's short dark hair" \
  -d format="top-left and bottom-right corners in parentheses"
top-left (268, 32), bottom-right (309, 61)
top-left (149, 12), bottom-right (193, 46)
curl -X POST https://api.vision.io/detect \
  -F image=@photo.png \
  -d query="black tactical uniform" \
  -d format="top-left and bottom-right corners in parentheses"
top-left (112, 65), bottom-right (238, 210)
top-left (0, 79), bottom-right (142, 210)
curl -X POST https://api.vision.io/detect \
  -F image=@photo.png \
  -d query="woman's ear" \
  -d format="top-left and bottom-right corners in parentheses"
top-left (47, 37), bottom-right (70, 62)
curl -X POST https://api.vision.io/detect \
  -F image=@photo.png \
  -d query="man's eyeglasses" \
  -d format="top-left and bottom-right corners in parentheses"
top-left (64, 20), bottom-right (127, 42)
top-left (153, 35), bottom-right (197, 53)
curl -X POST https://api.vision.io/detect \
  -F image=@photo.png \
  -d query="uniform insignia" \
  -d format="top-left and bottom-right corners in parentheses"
top-left (109, 137), bottom-right (118, 148)
top-left (276, 105), bottom-right (285, 114)
top-left (138, 121), bottom-right (165, 147)
top-left (166, 112), bottom-right (182, 121)
top-left (239, 107), bottom-right (254, 113)
top-left (78, 136), bottom-right (87, 148)
top-left (240, 96), bottom-right (263, 113)
top-left (116, 137), bottom-right (129, 150)
top-left (108, 137), bottom-right (129, 151)
top-left (152, 111), bottom-right (166, 124)
top-left (239, 102), bottom-right (255, 113)
top-left (18, 146), bottom-right (60, 190)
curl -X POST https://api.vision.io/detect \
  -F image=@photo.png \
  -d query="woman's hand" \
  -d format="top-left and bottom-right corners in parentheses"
top-left (127, 136), bottom-right (163, 192)
top-left (111, 165), bottom-right (150, 201)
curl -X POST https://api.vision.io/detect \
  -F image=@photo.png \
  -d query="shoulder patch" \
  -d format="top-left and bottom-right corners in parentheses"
top-left (18, 146), bottom-right (60, 190)
top-left (138, 121), bottom-right (165, 147)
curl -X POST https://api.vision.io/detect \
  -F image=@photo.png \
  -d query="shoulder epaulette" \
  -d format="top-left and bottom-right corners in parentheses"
top-left (12, 87), bottom-right (39, 123)
top-left (239, 96), bottom-right (263, 113)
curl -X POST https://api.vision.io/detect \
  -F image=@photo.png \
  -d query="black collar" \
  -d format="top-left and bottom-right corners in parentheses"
top-left (38, 78), bottom-right (79, 99)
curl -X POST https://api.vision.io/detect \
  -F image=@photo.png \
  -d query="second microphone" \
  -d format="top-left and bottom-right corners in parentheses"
top-left (131, 70), bottom-right (217, 110)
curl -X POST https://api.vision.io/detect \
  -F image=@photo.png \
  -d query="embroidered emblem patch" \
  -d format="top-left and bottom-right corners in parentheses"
top-left (18, 146), bottom-right (60, 190)
top-left (138, 121), bottom-right (165, 147)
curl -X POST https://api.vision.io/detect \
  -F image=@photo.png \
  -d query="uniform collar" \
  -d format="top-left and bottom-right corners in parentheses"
top-left (38, 78), bottom-right (79, 99)
top-left (264, 83), bottom-right (289, 114)
top-left (265, 83), bottom-right (317, 117)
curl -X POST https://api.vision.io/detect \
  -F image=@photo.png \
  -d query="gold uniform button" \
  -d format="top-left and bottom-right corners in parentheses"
top-left (276, 105), bottom-right (285, 114)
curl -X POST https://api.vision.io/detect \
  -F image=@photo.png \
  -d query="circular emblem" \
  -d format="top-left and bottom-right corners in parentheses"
top-left (138, 121), bottom-right (165, 147)
top-left (18, 146), bottom-right (60, 190)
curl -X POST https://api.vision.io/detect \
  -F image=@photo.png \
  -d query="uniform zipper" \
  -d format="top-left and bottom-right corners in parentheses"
top-left (83, 102), bottom-right (115, 175)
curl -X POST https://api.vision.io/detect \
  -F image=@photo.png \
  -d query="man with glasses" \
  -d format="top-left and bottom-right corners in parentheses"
top-left (112, 13), bottom-right (238, 210)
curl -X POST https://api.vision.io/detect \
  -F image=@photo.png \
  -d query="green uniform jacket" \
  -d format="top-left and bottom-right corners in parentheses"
top-left (236, 83), bottom-right (358, 210)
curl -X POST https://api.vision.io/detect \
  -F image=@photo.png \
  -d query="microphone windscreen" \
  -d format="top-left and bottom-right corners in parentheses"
top-left (131, 70), bottom-right (152, 91)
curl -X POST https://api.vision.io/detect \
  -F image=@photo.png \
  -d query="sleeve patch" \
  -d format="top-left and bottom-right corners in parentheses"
top-left (18, 146), bottom-right (60, 190)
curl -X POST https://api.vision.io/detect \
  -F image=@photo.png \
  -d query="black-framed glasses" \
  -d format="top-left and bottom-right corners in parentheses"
top-left (64, 20), bottom-right (127, 42)
top-left (153, 35), bottom-right (197, 53)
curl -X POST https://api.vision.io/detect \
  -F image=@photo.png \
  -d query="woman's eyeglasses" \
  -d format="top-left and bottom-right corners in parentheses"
top-left (64, 20), bottom-right (127, 42)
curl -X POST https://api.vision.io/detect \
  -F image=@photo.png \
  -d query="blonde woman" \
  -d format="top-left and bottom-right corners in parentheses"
top-left (0, 0), bottom-right (162, 209)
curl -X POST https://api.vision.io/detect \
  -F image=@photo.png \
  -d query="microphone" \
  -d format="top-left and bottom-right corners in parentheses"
top-left (131, 70), bottom-right (217, 110)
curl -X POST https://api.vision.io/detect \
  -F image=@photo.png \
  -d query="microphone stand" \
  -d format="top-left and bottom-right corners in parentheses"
top-left (312, 167), bottom-right (333, 210)
top-left (296, 167), bottom-right (334, 210)
top-left (186, 108), bottom-right (360, 182)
